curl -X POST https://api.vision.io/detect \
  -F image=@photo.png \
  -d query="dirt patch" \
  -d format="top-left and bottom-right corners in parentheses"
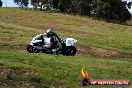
top-left (0, 66), bottom-right (10, 77)
top-left (1, 44), bottom-right (26, 51)
top-left (77, 45), bottom-right (132, 58)
top-left (10, 44), bottom-right (26, 51)
top-left (0, 65), bottom-right (34, 88)
top-left (2, 43), bottom-right (131, 58)
top-left (0, 65), bottom-right (21, 78)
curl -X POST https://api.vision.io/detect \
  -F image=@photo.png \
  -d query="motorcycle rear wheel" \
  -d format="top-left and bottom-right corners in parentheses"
top-left (62, 46), bottom-right (77, 56)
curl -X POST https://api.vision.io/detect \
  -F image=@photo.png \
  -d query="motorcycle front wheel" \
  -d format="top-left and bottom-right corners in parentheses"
top-left (27, 45), bottom-right (40, 53)
top-left (27, 45), bottom-right (34, 53)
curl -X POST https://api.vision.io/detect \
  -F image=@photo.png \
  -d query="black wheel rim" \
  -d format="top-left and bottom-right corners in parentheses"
top-left (67, 48), bottom-right (75, 56)
top-left (28, 47), bottom-right (33, 52)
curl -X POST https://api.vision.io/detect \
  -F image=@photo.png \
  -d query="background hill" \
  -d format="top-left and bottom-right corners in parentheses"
top-left (0, 8), bottom-right (132, 88)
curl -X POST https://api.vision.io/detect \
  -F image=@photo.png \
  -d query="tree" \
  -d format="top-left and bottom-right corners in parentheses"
top-left (0, 0), bottom-right (2, 7)
top-left (69, 0), bottom-right (79, 15)
top-left (29, 0), bottom-right (131, 24)
top-left (95, 0), bottom-right (131, 23)
top-left (78, 0), bottom-right (93, 16)
top-left (31, 0), bottom-right (38, 9)
top-left (58, 0), bottom-right (65, 13)
top-left (58, 0), bottom-right (72, 13)
top-left (14, 0), bottom-right (29, 9)
top-left (117, 1), bottom-right (131, 23)
top-left (127, 1), bottom-right (132, 9)
top-left (52, 0), bottom-right (59, 9)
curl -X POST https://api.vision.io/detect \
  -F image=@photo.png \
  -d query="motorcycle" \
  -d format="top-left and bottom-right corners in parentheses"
top-left (27, 35), bottom-right (77, 56)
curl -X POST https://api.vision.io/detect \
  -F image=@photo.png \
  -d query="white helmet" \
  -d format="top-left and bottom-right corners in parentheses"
top-left (47, 28), bottom-right (53, 33)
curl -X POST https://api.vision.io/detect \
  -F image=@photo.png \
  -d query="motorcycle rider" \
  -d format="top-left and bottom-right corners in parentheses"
top-left (33, 28), bottom-right (62, 53)
top-left (46, 29), bottom-right (62, 54)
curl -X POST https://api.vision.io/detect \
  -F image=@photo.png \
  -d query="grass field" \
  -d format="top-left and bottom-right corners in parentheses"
top-left (0, 8), bottom-right (132, 88)
top-left (0, 8), bottom-right (132, 57)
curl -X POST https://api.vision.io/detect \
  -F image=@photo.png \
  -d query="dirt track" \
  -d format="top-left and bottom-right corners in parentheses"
top-left (77, 45), bottom-right (132, 58)
top-left (2, 43), bottom-right (131, 58)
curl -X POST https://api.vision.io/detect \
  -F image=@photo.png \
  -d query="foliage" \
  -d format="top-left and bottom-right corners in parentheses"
top-left (52, 0), bottom-right (59, 9)
top-left (0, 0), bottom-right (2, 7)
top-left (29, 0), bottom-right (132, 23)
top-left (14, 0), bottom-right (29, 9)
top-left (96, 0), bottom-right (131, 23)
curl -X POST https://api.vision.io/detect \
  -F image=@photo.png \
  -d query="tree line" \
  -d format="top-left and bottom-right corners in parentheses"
top-left (13, 0), bottom-right (132, 23)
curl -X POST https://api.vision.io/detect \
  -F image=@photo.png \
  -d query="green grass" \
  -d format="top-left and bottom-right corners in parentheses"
top-left (0, 8), bottom-right (132, 88)
top-left (0, 50), bottom-right (132, 88)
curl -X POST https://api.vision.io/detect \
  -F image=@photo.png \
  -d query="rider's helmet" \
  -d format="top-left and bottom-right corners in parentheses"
top-left (46, 28), bottom-right (54, 37)
top-left (47, 28), bottom-right (53, 33)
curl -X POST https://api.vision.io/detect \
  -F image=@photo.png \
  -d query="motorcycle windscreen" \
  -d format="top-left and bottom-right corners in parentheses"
top-left (65, 38), bottom-right (75, 46)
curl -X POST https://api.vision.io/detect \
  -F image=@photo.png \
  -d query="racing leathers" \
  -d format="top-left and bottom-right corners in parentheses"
top-left (50, 33), bottom-right (62, 54)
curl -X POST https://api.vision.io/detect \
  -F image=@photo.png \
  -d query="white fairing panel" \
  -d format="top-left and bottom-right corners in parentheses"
top-left (65, 38), bottom-right (77, 46)
top-left (31, 40), bottom-right (42, 44)
top-left (30, 36), bottom-right (51, 47)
